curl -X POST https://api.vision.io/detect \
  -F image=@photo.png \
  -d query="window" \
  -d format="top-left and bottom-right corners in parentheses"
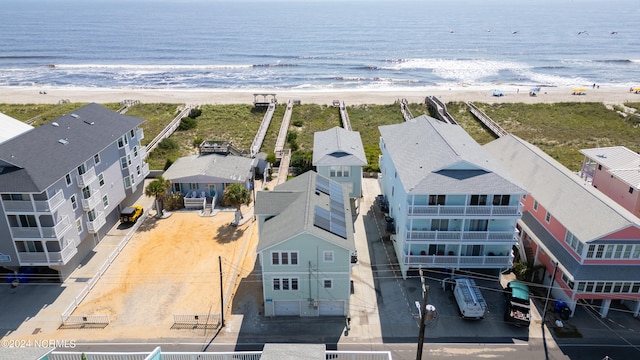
top-left (271, 251), bottom-right (299, 265)
top-left (82, 186), bottom-right (91, 199)
top-left (630, 187), bottom-right (634, 194)
top-left (522, 194), bottom-right (527, 200)
top-left (102, 195), bottom-right (109, 208)
top-left (76, 218), bottom-right (83, 233)
top-left (323, 279), bottom-right (333, 289)
top-left (134, 146), bottom-right (138, 158)
top-left (65, 173), bottom-right (72, 186)
top-left (120, 156), bottom-right (128, 169)
top-left (130, 129), bottom-right (135, 138)
top-left (470, 195), bottom-right (487, 206)
top-left (118, 137), bottom-right (125, 148)
top-left (587, 245), bottom-right (595, 258)
top-left (323, 251), bottom-right (334, 262)
top-left (70, 195), bottom-right (77, 210)
top-left (23, 241), bottom-right (44, 253)
top-left (127, 154), bottom-right (132, 166)
top-left (18, 214), bottom-right (37, 227)
top-left (173, 183), bottom-right (181, 192)
top-left (124, 176), bottom-right (132, 189)
top-left (77, 163), bottom-right (86, 176)
top-left (598, 164), bottom-right (602, 171)
top-left (94, 153), bottom-right (101, 165)
top-left (430, 219), bottom-right (449, 231)
top-left (429, 195), bottom-right (445, 205)
top-left (136, 165), bottom-right (141, 176)
top-left (130, 174), bottom-right (135, 185)
top-left (545, 211), bottom-right (551, 223)
top-left (595, 245), bottom-right (604, 259)
top-left (468, 219), bottom-right (488, 231)
top-left (533, 200), bottom-right (538, 211)
top-left (88, 209), bottom-right (97, 222)
top-left (272, 277), bottom-right (299, 291)
top-left (492, 195), bottom-right (510, 206)
top-left (98, 173), bottom-right (105, 187)
top-left (329, 165), bottom-right (349, 177)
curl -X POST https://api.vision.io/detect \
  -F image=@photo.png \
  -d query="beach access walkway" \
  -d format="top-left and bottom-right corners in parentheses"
top-left (426, 95), bottom-right (457, 124)
top-left (338, 101), bottom-right (352, 130)
top-left (274, 99), bottom-right (293, 159)
top-left (250, 102), bottom-right (276, 157)
top-left (467, 101), bottom-right (508, 137)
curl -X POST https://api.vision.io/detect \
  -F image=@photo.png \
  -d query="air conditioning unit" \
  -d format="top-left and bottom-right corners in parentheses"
top-left (313, 301), bottom-right (318, 309)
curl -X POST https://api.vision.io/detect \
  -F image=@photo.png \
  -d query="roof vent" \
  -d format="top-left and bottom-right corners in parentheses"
top-left (70, 113), bottom-right (79, 118)
top-left (58, 139), bottom-right (69, 145)
top-left (83, 120), bottom-right (95, 125)
top-left (52, 122), bottom-right (59, 127)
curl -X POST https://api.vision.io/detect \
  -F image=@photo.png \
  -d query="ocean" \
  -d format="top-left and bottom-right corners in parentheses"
top-left (0, 0), bottom-right (639, 91)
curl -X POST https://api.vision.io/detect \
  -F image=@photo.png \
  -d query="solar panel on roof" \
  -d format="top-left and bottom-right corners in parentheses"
top-left (313, 205), bottom-right (347, 239)
top-left (316, 176), bottom-right (330, 195)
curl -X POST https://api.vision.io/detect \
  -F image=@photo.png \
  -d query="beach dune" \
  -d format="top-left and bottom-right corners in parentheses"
top-left (1, 86), bottom-right (638, 106)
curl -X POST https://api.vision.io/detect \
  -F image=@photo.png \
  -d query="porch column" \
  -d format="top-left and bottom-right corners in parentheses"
top-left (633, 300), bottom-right (640, 317)
top-left (600, 299), bottom-right (612, 318)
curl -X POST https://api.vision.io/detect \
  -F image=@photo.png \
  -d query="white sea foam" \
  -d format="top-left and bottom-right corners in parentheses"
top-left (379, 58), bottom-right (529, 82)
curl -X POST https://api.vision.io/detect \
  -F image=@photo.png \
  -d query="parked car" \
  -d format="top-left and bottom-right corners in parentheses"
top-left (443, 277), bottom-right (487, 319)
top-left (120, 205), bottom-right (144, 224)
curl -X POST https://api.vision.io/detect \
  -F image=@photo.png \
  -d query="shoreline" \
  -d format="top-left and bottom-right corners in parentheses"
top-left (1, 85), bottom-right (639, 106)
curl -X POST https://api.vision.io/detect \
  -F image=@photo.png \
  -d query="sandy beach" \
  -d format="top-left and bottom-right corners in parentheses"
top-left (1, 85), bottom-right (639, 106)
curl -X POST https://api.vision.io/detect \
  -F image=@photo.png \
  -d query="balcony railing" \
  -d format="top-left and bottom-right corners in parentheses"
top-left (403, 254), bottom-right (513, 268)
top-left (17, 241), bottom-right (77, 265)
top-left (81, 190), bottom-right (102, 211)
top-left (136, 127), bottom-right (145, 140)
top-left (142, 162), bottom-right (150, 178)
top-left (10, 215), bottom-right (72, 239)
top-left (406, 230), bottom-right (516, 242)
top-left (34, 190), bottom-right (66, 212)
top-left (407, 204), bottom-right (522, 217)
top-left (87, 211), bottom-right (106, 234)
top-left (2, 199), bottom-right (34, 212)
top-left (77, 167), bottom-right (97, 188)
top-left (138, 146), bottom-right (148, 159)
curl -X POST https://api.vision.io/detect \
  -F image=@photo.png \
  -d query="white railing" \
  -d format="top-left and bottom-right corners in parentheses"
top-left (77, 167), bottom-right (97, 188)
top-left (408, 204), bottom-right (521, 216)
top-left (404, 254), bottom-right (512, 267)
top-left (48, 241), bottom-right (78, 264)
top-left (2, 199), bottom-right (34, 211)
top-left (18, 240), bottom-right (77, 265)
top-left (10, 226), bottom-right (40, 238)
top-left (138, 145), bottom-right (147, 160)
top-left (141, 162), bottom-right (150, 178)
top-left (136, 127), bottom-right (144, 141)
top-left (17, 251), bottom-right (48, 263)
top-left (41, 215), bottom-right (72, 238)
top-left (35, 190), bottom-right (66, 212)
top-left (50, 351), bottom-right (392, 360)
top-left (81, 190), bottom-right (102, 211)
top-left (87, 212), bottom-right (106, 233)
top-left (406, 230), bottom-right (515, 242)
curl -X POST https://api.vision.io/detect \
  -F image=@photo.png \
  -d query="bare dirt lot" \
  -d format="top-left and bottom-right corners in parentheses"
top-left (65, 209), bottom-right (258, 339)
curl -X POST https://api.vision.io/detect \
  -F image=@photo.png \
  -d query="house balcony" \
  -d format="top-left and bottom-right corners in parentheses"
top-left (407, 204), bottom-right (522, 217)
top-left (142, 162), bottom-right (150, 178)
top-left (2, 190), bottom-right (65, 213)
top-left (403, 253), bottom-right (513, 268)
top-left (17, 241), bottom-right (77, 266)
top-left (138, 146), bottom-right (148, 160)
top-left (77, 167), bottom-right (97, 188)
top-left (136, 128), bottom-right (144, 140)
top-left (87, 211), bottom-right (106, 234)
top-left (10, 216), bottom-right (72, 239)
top-left (406, 230), bottom-right (516, 243)
top-left (81, 190), bottom-right (102, 211)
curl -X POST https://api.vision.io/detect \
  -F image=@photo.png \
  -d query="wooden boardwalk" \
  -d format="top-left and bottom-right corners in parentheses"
top-left (274, 100), bottom-right (293, 159)
top-left (425, 96), bottom-right (457, 124)
top-left (338, 101), bottom-right (352, 130)
top-left (275, 149), bottom-right (291, 186)
top-left (467, 102), bottom-right (508, 137)
top-left (146, 104), bottom-right (197, 154)
top-left (399, 98), bottom-right (413, 121)
top-left (250, 102), bottom-right (276, 157)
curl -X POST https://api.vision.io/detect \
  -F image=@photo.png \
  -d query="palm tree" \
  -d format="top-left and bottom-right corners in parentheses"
top-left (145, 176), bottom-right (171, 218)
top-left (222, 183), bottom-right (251, 223)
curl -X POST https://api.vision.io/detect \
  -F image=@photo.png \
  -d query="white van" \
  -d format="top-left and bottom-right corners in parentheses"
top-left (444, 277), bottom-right (487, 319)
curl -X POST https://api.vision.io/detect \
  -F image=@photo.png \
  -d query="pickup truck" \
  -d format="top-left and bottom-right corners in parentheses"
top-left (504, 281), bottom-right (531, 327)
top-left (120, 205), bottom-right (144, 224)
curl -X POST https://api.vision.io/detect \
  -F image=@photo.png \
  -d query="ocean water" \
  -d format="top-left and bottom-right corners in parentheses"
top-left (0, 0), bottom-right (639, 91)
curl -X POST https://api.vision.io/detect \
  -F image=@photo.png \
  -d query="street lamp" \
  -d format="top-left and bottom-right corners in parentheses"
top-left (542, 260), bottom-right (559, 325)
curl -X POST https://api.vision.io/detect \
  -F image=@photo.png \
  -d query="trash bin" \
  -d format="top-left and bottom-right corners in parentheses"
top-left (554, 300), bottom-right (567, 314)
top-left (560, 305), bottom-right (571, 320)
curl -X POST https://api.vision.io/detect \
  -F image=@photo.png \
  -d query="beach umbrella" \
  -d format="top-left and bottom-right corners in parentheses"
top-left (634, 87), bottom-right (640, 91)
top-left (573, 87), bottom-right (586, 92)
top-left (530, 87), bottom-right (540, 92)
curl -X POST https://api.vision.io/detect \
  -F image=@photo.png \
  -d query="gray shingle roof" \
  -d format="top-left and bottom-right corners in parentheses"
top-left (0, 103), bottom-right (144, 193)
top-left (580, 146), bottom-right (640, 189)
top-left (255, 171), bottom-right (355, 252)
top-left (162, 153), bottom-right (255, 184)
top-left (312, 127), bottom-right (367, 166)
top-left (378, 115), bottom-right (526, 195)
top-left (0, 112), bottom-right (33, 144)
top-left (484, 134), bottom-right (640, 242)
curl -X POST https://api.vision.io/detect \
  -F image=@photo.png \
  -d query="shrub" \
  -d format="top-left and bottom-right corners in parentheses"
top-left (188, 108), bottom-right (202, 118)
top-left (265, 152), bottom-right (277, 164)
top-left (178, 117), bottom-right (197, 131)
top-left (290, 150), bottom-right (313, 174)
top-left (163, 158), bottom-right (174, 170)
top-left (192, 136), bottom-right (203, 148)
top-left (292, 119), bottom-right (304, 127)
top-left (165, 193), bottom-right (185, 211)
top-left (158, 138), bottom-right (178, 150)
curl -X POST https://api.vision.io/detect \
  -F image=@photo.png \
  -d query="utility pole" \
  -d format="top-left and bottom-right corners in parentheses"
top-left (219, 256), bottom-right (224, 328)
top-left (416, 268), bottom-right (429, 360)
top-left (542, 260), bottom-right (559, 327)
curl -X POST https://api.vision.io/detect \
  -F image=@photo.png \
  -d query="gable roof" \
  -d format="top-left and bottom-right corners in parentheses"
top-left (163, 153), bottom-right (255, 184)
top-left (378, 115), bottom-right (525, 195)
top-left (580, 146), bottom-right (640, 189)
top-left (0, 112), bottom-right (33, 144)
top-left (484, 134), bottom-right (640, 242)
top-left (255, 171), bottom-right (355, 252)
top-left (312, 127), bottom-right (367, 166)
top-left (0, 103), bottom-right (144, 193)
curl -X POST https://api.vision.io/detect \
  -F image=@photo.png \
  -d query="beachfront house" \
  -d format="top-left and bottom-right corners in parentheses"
top-left (162, 153), bottom-right (256, 210)
top-left (378, 116), bottom-right (526, 279)
top-left (312, 127), bottom-right (367, 199)
top-left (0, 103), bottom-right (149, 282)
top-left (484, 135), bottom-right (640, 318)
top-left (254, 171), bottom-right (355, 317)
top-left (579, 146), bottom-right (640, 218)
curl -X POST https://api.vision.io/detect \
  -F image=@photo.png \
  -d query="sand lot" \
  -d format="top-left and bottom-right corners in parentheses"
top-left (66, 210), bottom-right (258, 339)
